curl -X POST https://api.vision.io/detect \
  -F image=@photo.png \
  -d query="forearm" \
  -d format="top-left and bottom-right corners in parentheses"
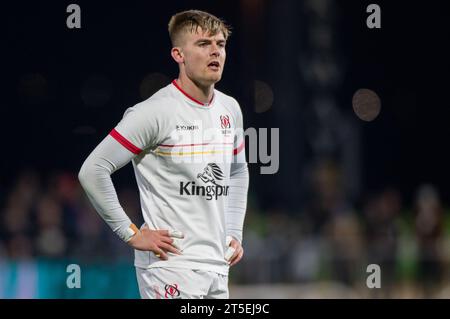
top-left (78, 135), bottom-right (136, 242)
top-left (225, 162), bottom-right (249, 244)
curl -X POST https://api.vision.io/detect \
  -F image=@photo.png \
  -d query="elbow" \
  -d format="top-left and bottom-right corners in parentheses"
top-left (78, 157), bottom-right (111, 188)
top-left (78, 158), bottom-right (97, 188)
top-left (78, 161), bottom-right (89, 187)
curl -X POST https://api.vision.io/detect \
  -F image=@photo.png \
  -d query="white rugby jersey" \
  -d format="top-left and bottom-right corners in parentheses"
top-left (110, 80), bottom-right (246, 275)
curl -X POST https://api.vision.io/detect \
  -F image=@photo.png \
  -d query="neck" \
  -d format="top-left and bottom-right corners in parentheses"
top-left (176, 74), bottom-right (214, 104)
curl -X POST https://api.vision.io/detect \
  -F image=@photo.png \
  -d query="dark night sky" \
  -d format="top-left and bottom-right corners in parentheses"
top-left (2, 0), bottom-right (450, 208)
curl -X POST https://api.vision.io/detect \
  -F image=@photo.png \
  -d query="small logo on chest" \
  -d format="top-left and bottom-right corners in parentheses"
top-left (220, 115), bottom-right (232, 136)
top-left (220, 115), bottom-right (231, 129)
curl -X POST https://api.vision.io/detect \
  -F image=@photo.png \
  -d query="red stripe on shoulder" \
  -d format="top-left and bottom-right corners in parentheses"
top-left (109, 129), bottom-right (142, 155)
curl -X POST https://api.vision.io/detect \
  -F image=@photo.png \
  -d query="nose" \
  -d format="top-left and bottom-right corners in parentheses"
top-left (210, 43), bottom-right (220, 57)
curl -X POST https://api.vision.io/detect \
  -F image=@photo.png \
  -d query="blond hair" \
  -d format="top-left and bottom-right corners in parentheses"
top-left (168, 10), bottom-right (231, 46)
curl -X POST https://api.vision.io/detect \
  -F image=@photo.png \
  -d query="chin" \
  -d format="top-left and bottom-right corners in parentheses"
top-left (211, 77), bottom-right (221, 84)
top-left (193, 72), bottom-right (222, 87)
top-left (200, 77), bottom-right (221, 87)
top-left (209, 74), bottom-right (222, 83)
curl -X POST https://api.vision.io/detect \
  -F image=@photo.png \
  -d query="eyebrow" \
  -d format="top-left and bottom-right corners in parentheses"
top-left (195, 39), bottom-right (226, 45)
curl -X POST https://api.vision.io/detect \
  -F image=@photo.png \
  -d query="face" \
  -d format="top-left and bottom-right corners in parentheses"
top-left (175, 28), bottom-right (226, 87)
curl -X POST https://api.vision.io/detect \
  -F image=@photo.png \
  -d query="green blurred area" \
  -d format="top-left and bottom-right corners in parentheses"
top-left (0, 258), bottom-right (139, 298)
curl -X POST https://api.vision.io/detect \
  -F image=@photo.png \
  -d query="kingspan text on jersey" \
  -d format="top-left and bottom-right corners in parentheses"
top-left (179, 182), bottom-right (230, 200)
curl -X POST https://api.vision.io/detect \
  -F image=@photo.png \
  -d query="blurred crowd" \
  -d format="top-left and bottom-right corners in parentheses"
top-left (0, 169), bottom-right (142, 262)
top-left (237, 159), bottom-right (450, 297)
top-left (1, 162), bottom-right (450, 298)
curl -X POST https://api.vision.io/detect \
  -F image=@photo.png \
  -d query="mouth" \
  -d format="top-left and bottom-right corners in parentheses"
top-left (207, 61), bottom-right (220, 71)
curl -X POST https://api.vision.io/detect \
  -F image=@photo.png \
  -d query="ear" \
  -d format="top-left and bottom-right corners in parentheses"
top-left (171, 47), bottom-right (184, 64)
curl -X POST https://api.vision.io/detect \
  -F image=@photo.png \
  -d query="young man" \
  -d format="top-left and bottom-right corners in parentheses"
top-left (78, 10), bottom-right (249, 299)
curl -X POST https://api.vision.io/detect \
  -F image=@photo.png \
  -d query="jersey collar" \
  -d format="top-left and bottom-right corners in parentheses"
top-left (171, 79), bottom-right (215, 107)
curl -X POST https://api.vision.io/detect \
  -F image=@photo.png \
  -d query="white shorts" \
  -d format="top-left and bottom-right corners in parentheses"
top-left (136, 267), bottom-right (229, 299)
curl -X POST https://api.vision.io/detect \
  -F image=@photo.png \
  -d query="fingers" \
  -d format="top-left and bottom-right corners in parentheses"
top-left (224, 237), bottom-right (243, 266)
top-left (168, 230), bottom-right (184, 239)
top-left (158, 237), bottom-right (182, 250)
top-left (157, 230), bottom-right (184, 253)
top-left (159, 242), bottom-right (182, 255)
top-left (171, 238), bottom-right (183, 251)
top-left (156, 229), bottom-right (170, 236)
top-left (224, 237), bottom-right (237, 262)
top-left (157, 229), bottom-right (185, 239)
top-left (154, 248), bottom-right (168, 260)
top-left (160, 236), bottom-right (174, 244)
top-left (229, 247), bottom-right (244, 266)
top-left (153, 229), bottom-right (184, 259)
top-left (224, 246), bottom-right (236, 261)
top-left (226, 235), bottom-right (233, 246)
top-left (153, 243), bottom-right (181, 260)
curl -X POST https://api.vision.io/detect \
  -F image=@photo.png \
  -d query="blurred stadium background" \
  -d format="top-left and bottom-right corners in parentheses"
top-left (2, 0), bottom-right (450, 298)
